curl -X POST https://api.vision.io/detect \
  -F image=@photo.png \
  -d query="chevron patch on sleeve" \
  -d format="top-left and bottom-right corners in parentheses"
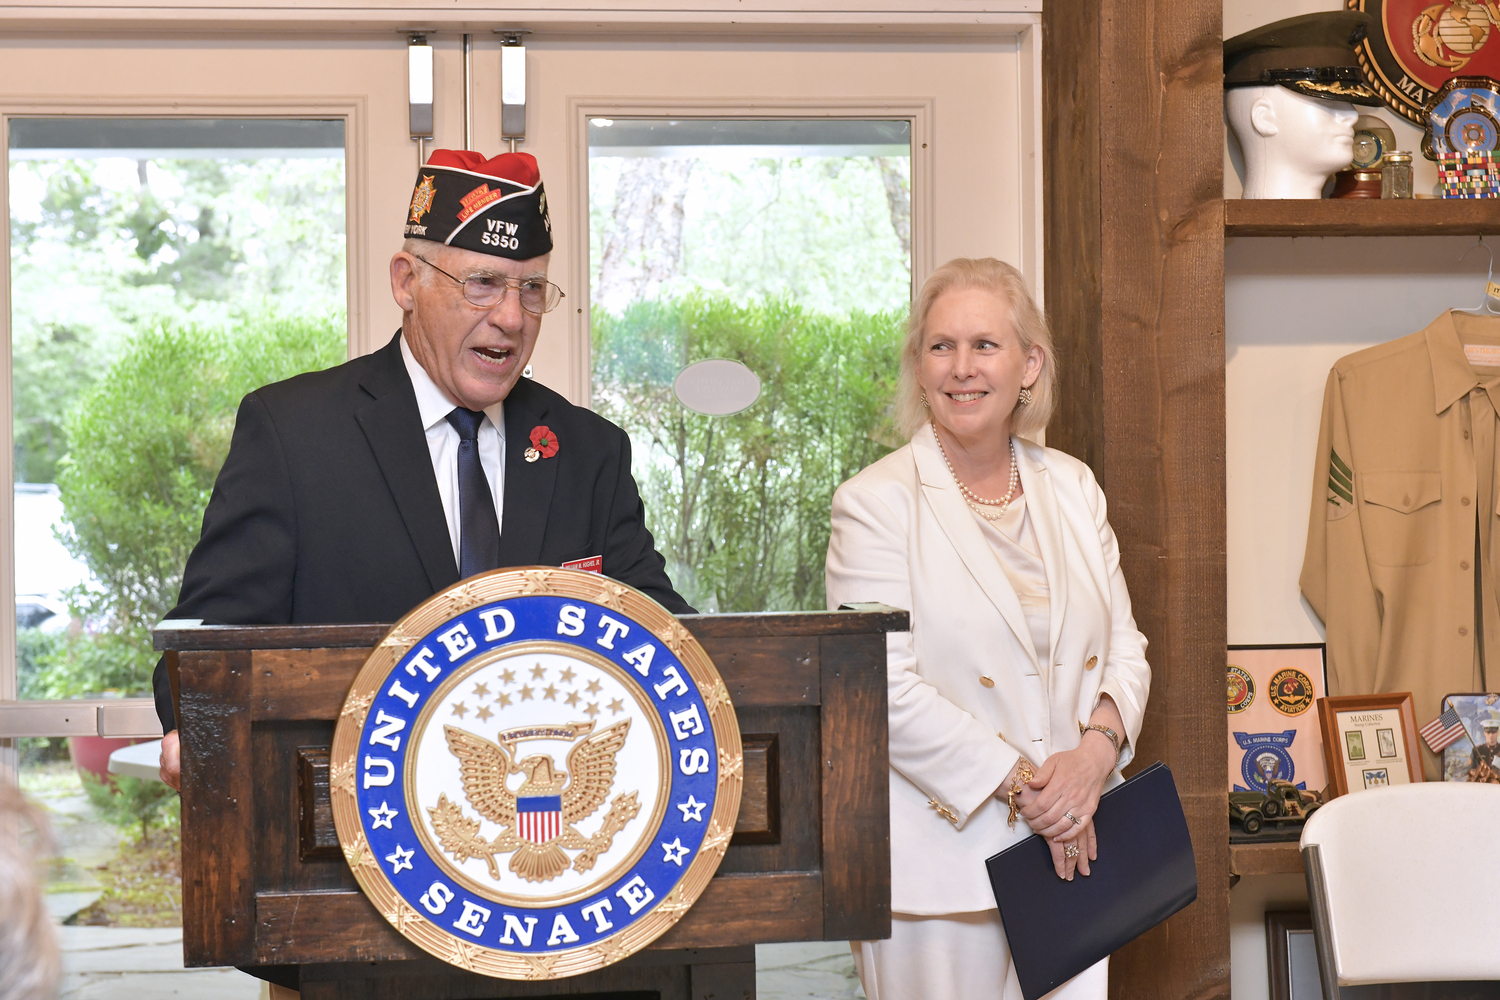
top-left (1327, 449), bottom-right (1354, 519)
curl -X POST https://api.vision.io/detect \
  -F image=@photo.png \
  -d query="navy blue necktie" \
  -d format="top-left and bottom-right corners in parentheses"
top-left (445, 407), bottom-right (501, 578)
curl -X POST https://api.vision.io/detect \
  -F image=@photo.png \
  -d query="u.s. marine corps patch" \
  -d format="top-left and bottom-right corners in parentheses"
top-left (330, 569), bottom-right (742, 980)
top-left (1327, 449), bottom-right (1354, 520)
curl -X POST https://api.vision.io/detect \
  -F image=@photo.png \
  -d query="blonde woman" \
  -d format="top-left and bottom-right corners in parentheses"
top-left (826, 258), bottom-right (1151, 999)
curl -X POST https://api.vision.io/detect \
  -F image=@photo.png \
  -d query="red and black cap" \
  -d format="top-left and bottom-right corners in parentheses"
top-left (403, 149), bottom-right (553, 259)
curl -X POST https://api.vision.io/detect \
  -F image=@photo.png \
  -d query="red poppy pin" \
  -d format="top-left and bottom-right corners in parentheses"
top-left (525, 425), bottom-right (559, 463)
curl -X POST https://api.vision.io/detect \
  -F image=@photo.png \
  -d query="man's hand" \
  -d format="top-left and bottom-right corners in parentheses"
top-left (159, 730), bottom-right (181, 790)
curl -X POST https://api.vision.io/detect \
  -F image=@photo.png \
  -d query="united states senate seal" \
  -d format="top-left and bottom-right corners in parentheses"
top-left (329, 568), bottom-right (741, 980)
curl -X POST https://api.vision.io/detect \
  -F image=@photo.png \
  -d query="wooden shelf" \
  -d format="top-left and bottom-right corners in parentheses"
top-left (1230, 840), bottom-right (1305, 877)
top-left (1225, 198), bottom-right (1500, 237)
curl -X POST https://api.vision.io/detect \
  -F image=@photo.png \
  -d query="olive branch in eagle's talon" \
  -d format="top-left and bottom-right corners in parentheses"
top-left (560, 791), bottom-right (641, 874)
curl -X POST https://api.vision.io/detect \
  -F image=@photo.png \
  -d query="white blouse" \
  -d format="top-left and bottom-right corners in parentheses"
top-left (974, 493), bottom-right (1051, 668)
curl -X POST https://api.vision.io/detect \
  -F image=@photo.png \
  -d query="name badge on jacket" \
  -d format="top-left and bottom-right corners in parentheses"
top-left (562, 555), bottom-right (602, 573)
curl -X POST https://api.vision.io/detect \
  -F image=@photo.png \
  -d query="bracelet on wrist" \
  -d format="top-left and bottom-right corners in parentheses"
top-left (1079, 721), bottom-right (1123, 773)
top-left (1005, 758), bottom-right (1036, 829)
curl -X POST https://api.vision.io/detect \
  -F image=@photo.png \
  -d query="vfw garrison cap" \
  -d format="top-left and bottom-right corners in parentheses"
top-left (1224, 11), bottom-right (1382, 106)
top-left (403, 149), bottom-right (553, 259)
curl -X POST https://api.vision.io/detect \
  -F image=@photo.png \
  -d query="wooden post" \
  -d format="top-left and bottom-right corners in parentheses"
top-left (1043, 3), bottom-right (1230, 999)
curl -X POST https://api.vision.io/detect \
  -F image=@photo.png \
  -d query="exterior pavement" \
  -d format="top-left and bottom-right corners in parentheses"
top-left (50, 929), bottom-right (865, 999)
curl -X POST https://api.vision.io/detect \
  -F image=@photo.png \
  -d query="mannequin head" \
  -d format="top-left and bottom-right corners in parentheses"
top-left (1227, 85), bottom-right (1359, 198)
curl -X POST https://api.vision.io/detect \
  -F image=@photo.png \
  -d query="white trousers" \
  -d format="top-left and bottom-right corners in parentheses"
top-left (851, 911), bottom-right (1108, 1000)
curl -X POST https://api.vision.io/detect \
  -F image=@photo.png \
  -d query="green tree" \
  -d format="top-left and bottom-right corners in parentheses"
top-left (34, 314), bottom-right (344, 698)
top-left (81, 771), bottom-right (179, 845)
top-left (592, 296), bottom-right (904, 612)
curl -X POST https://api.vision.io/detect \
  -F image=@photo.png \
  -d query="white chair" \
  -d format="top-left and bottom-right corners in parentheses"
top-left (1300, 782), bottom-right (1500, 996)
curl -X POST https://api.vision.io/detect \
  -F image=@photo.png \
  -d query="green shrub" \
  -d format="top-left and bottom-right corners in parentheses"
top-left (80, 771), bottom-right (179, 845)
top-left (592, 296), bottom-right (904, 612)
top-left (45, 314), bottom-right (344, 698)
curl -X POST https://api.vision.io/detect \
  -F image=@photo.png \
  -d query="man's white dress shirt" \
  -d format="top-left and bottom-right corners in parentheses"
top-left (400, 334), bottom-right (506, 567)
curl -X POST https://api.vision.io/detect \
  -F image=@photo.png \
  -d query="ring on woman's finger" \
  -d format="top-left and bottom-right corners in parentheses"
top-left (1064, 844), bottom-right (1079, 859)
top-left (1064, 811), bottom-right (1081, 826)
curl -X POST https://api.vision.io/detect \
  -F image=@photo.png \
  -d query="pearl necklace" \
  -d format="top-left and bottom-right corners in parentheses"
top-left (932, 425), bottom-right (1019, 521)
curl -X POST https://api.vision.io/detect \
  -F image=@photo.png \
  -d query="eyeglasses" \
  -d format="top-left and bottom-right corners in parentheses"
top-left (413, 254), bottom-right (566, 315)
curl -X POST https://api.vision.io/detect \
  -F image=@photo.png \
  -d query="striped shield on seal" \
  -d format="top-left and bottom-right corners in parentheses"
top-left (516, 795), bottom-right (563, 844)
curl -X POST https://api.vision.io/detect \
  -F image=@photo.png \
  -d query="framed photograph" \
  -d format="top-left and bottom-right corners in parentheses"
top-left (1265, 910), bottom-right (1321, 1000)
top-left (1437, 693), bottom-right (1500, 782)
top-left (1316, 693), bottom-right (1422, 798)
top-left (1227, 645), bottom-right (1328, 797)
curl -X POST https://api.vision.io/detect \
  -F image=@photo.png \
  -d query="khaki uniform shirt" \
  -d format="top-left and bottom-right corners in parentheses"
top-left (1301, 311), bottom-right (1500, 780)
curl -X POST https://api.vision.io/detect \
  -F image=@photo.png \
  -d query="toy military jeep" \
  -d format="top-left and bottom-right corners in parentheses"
top-left (1229, 779), bottom-right (1321, 835)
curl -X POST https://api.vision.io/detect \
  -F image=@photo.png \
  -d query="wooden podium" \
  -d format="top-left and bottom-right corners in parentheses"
top-left (156, 605), bottom-right (902, 1000)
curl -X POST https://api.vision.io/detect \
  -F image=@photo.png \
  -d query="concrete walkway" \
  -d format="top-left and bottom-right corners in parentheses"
top-left (55, 927), bottom-right (262, 1000)
top-left (756, 941), bottom-right (867, 999)
top-left (51, 928), bottom-right (864, 999)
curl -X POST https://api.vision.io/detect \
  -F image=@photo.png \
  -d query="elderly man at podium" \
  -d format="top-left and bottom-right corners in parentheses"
top-left (826, 258), bottom-right (1151, 999)
top-left (154, 150), bottom-right (691, 789)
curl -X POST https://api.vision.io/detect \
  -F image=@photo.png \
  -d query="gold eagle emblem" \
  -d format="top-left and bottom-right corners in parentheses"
top-left (428, 719), bottom-right (641, 883)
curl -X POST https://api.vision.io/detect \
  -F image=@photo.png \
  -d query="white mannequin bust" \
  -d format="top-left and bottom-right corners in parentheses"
top-left (1227, 85), bottom-right (1359, 199)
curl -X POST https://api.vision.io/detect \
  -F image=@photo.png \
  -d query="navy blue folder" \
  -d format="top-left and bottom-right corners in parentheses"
top-left (985, 761), bottom-right (1198, 1000)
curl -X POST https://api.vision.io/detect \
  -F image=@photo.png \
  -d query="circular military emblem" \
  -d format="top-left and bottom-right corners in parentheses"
top-left (1240, 742), bottom-right (1296, 792)
top-left (1227, 665), bottom-right (1256, 714)
top-left (330, 569), bottom-right (741, 980)
top-left (1351, 1), bottom-right (1500, 126)
top-left (1268, 668), bottom-right (1315, 716)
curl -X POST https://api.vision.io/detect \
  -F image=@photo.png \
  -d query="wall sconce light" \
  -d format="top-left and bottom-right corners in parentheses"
top-left (408, 33), bottom-right (434, 163)
top-left (499, 32), bottom-right (528, 151)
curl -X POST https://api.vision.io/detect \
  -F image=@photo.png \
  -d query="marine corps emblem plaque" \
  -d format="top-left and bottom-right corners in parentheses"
top-left (329, 568), bottom-right (742, 980)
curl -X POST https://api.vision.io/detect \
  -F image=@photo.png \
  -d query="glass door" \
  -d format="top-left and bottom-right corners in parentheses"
top-left (0, 27), bottom-right (1039, 994)
top-left (0, 35), bottom-right (412, 993)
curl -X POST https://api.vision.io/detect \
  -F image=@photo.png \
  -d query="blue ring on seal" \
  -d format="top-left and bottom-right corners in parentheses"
top-left (353, 595), bottom-right (718, 954)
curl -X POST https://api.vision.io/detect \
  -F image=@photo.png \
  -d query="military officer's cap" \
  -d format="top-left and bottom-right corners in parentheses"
top-left (402, 149), bottom-right (552, 259)
top-left (1482, 718), bottom-right (1500, 731)
top-left (1224, 12), bottom-right (1382, 106)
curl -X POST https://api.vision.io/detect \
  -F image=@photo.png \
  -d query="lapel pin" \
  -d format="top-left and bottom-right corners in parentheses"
top-left (528, 425), bottom-right (559, 463)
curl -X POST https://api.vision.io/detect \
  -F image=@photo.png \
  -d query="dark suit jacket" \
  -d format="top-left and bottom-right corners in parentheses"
top-left (152, 331), bottom-right (690, 732)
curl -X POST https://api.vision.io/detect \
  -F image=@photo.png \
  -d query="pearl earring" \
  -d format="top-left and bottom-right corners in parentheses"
top-left (920, 391), bottom-right (930, 408)
top-left (1017, 387), bottom-right (1034, 406)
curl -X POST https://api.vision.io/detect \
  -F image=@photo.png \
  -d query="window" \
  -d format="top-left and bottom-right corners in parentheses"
top-left (589, 118), bottom-right (911, 612)
top-left (8, 116), bottom-right (346, 941)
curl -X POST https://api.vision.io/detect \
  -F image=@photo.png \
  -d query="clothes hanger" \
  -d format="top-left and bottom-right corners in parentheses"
top-left (1458, 235), bottom-right (1500, 316)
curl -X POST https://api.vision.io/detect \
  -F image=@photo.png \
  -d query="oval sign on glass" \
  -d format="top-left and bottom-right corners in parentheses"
top-left (672, 359), bottom-right (761, 416)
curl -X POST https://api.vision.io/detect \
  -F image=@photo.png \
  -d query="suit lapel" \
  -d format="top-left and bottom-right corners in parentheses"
top-left (355, 333), bottom-right (459, 592)
top-left (1016, 440), bottom-right (1068, 685)
top-left (496, 379), bottom-right (558, 567)
top-left (912, 427), bottom-right (1040, 669)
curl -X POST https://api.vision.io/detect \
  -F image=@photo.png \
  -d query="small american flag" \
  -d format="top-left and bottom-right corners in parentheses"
top-left (517, 795), bottom-right (562, 844)
top-left (1420, 704), bottom-right (1468, 753)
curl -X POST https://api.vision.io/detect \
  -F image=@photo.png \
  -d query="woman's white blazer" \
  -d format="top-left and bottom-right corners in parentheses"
top-left (825, 427), bottom-right (1151, 915)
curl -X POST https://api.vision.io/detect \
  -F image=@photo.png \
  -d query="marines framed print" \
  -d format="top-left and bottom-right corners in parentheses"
top-left (1226, 645), bottom-right (1329, 798)
top-left (1315, 692), bottom-right (1422, 798)
top-left (329, 567), bottom-right (742, 980)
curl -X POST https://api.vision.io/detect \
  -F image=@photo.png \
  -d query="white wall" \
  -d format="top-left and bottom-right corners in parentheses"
top-left (1222, 3), bottom-right (1492, 997)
